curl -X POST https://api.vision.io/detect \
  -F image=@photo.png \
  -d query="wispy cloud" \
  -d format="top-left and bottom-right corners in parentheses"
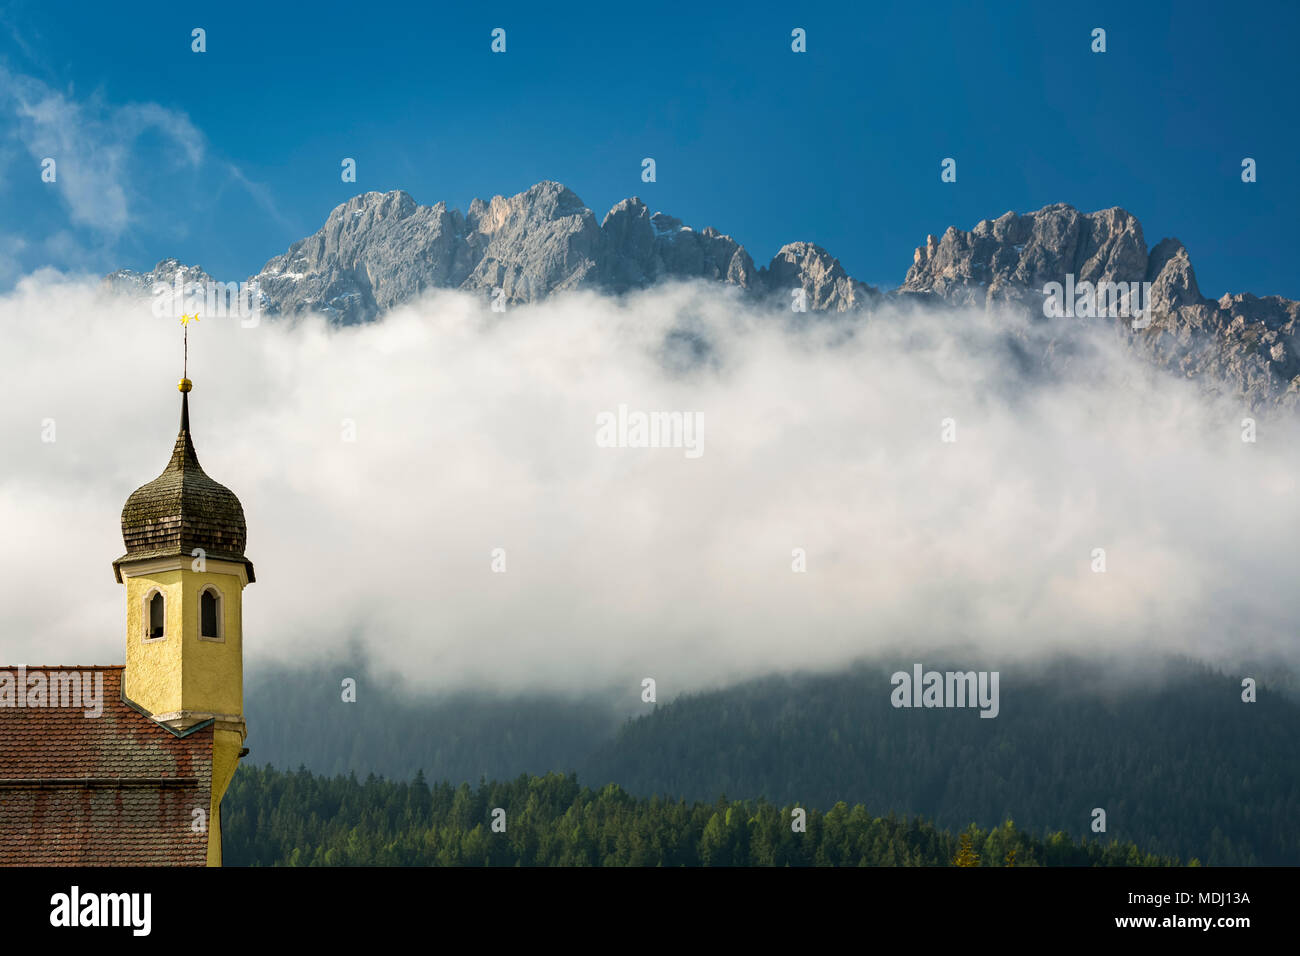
top-left (0, 66), bottom-right (203, 235)
top-left (220, 162), bottom-right (300, 236)
top-left (0, 65), bottom-right (290, 276)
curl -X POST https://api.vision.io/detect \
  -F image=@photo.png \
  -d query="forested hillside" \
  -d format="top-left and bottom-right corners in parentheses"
top-left (583, 659), bottom-right (1299, 865)
top-left (243, 656), bottom-right (1299, 865)
top-left (243, 663), bottom-right (620, 782)
top-left (222, 766), bottom-right (1178, 867)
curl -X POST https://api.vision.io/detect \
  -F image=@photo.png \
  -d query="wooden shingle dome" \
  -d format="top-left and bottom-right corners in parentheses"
top-left (113, 388), bottom-right (254, 582)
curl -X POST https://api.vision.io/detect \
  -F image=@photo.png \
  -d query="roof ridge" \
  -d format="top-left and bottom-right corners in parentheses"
top-left (118, 686), bottom-right (215, 737)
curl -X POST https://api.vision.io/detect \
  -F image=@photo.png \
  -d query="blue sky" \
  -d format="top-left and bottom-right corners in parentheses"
top-left (1, 0), bottom-right (1296, 297)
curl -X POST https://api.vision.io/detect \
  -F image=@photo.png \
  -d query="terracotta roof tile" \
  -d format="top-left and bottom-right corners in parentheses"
top-left (0, 666), bottom-right (212, 867)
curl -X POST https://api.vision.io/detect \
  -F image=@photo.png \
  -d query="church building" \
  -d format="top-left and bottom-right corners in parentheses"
top-left (0, 371), bottom-right (253, 866)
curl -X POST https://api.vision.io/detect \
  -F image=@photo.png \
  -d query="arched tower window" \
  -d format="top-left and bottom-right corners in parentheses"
top-left (147, 590), bottom-right (165, 639)
top-left (200, 586), bottom-right (223, 641)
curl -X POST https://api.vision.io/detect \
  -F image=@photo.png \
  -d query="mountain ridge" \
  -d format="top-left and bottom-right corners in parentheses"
top-left (105, 181), bottom-right (1300, 407)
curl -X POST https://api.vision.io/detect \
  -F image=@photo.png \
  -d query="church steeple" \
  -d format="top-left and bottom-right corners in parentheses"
top-left (114, 322), bottom-right (252, 866)
top-left (113, 381), bottom-right (253, 584)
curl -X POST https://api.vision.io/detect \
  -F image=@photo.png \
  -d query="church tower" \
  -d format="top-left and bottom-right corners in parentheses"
top-left (113, 372), bottom-right (254, 867)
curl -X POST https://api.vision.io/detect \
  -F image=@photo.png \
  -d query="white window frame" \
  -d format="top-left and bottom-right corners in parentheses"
top-left (143, 587), bottom-right (167, 643)
top-left (199, 584), bottom-right (225, 643)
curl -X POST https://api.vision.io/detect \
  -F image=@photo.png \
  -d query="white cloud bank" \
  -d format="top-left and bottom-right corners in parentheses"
top-left (1, 274), bottom-right (1296, 695)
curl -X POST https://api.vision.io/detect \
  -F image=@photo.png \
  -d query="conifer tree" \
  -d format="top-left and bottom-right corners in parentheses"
top-left (953, 832), bottom-right (980, 867)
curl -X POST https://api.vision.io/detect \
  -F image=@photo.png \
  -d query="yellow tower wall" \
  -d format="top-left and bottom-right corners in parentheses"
top-left (120, 555), bottom-right (248, 867)
top-left (208, 728), bottom-right (244, 866)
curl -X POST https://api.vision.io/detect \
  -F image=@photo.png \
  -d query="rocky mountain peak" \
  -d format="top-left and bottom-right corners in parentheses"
top-left (903, 203), bottom-right (1149, 309)
top-left (104, 257), bottom-right (213, 295)
top-left (1145, 238), bottom-right (1203, 311)
top-left (764, 242), bottom-right (875, 312)
top-left (103, 184), bottom-right (1300, 407)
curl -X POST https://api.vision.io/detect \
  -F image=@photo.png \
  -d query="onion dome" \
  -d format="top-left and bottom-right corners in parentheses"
top-left (113, 380), bottom-right (254, 582)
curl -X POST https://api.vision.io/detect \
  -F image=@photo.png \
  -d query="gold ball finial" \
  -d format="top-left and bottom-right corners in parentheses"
top-left (178, 378), bottom-right (193, 393)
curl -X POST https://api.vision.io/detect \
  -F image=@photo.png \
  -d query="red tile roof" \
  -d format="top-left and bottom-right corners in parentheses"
top-left (0, 666), bottom-right (212, 866)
